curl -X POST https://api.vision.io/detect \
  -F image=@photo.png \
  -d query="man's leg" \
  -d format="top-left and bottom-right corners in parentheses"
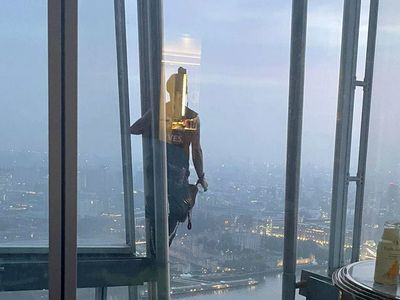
top-left (145, 192), bottom-right (156, 256)
top-left (168, 188), bottom-right (190, 246)
top-left (168, 215), bottom-right (179, 246)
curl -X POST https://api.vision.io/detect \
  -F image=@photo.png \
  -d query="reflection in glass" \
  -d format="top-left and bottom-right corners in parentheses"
top-left (163, 1), bottom-right (292, 299)
top-left (131, 65), bottom-right (207, 253)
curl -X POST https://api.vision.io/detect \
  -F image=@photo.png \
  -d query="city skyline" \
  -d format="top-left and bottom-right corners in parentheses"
top-left (0, 148), bottom-right (395, 298)
top-left (2, 0), bottom-right (400, 299)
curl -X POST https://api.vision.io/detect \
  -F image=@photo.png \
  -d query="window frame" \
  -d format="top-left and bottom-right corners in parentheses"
top-left (0, 0), bottom-right (165, 298)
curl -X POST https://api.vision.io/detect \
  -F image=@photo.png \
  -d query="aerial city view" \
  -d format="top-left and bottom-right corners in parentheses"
top-left (0, 149), bottom-right (396, 299)
top-left (1, 1), bottom-right (399, 299)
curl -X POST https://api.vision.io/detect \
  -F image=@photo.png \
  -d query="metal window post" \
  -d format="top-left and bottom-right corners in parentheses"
top-left (137, 0), bottom-right (158, 298)
top-left (48, 0), bottom-right (78, 299)
top-left (351, 0), bottom-right (379, 263)
top-left (137, 0), bottom-right (169, 299)
top-left (114, 0), bottom-right (136, 255)
top-left (136, 0), bottom-right (154, 259)
top-left (95, 287), bottom-right (107, 300)
top-left (114, 1), bottom-right (138, 298)
top-left (147, 0), bottom-right (170, 298)
top-left (328, 0), bottom-right (361, 275)
top-left (282, 1), bottom-right (308, 300)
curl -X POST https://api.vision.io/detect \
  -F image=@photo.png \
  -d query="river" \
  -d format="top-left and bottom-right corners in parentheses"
top-left (177, 272), bottom-right (306, 300)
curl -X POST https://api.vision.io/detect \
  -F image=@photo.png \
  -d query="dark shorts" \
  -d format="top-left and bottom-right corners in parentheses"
top-left (144, 168), bottom-right (191, 223)
top-left (168, 179), bottom-right (190, 222)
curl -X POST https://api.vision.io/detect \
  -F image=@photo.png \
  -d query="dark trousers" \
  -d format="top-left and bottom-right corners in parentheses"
top-left (145, 170), bottom-right (190, 253)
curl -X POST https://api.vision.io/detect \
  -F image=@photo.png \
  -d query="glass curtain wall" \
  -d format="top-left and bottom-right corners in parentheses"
top-left (126, 0), bottom-right (147, 258)
top-left (298, 0), bottom-right (343, 275)
top-left (0, 1), bottom-right (49, 299)
top-left (77, 0), bottom-right (149, 256)
top-left (1, 1), bottom-right (391, 299)
top-left (1, 0), bottom-right (151, 299)
top-left (162, 1), bottom-right (291, 299)
top-left (0, 1), bottom-right (48, 247)
top-left (77, 0), bottom-right (126, 247)
top-left (75, 0), bottom-right (152, 298)
top-left (361, 0), bottom-right (400, 260)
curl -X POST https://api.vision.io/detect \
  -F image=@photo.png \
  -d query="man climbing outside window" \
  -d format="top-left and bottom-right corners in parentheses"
top-left (131, 67), bottom-right (208, 253)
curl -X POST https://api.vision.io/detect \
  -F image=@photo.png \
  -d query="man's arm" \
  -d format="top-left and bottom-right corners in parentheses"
top-left (191, 117), bottom-right (208, 191)
top-left (130, 109), bottom-right (151, 135)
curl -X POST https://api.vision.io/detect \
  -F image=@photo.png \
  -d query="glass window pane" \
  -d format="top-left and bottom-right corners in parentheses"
top-left (77, 288), bottom-right (95, 299)
top-left (78, 0), bottom-right (126, 246)
top-left (108, 287), bottom-right (129, 299)
top-left (163, 1), bottom-right (291, 298)
top-left (0, 2), bottom-right (48, 245)
top-left (125, 0), bottom-right (147, 257)
top-left (361, 0), bottom-right (400, 260)
top-left (298, 0), bottom-right (343, 275)
top-left (0, 1), bottom-right (49, 297)
top-left (0, 290), bottom-right (48, 300)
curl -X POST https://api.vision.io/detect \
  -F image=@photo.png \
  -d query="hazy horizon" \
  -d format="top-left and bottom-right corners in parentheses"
top-left (1, 0), bottom-right (399, 172)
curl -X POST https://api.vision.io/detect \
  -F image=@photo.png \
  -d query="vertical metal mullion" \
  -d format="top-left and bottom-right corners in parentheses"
top-left (137, 0), bottom-right (153, 258)
top-left (95, 287), bottom-right (108, 300)
top-left (137, 0), bottom-right (157, 299)
top-left (146, 0), bottom-right (170, 299)
top-left (48, 0), bottom-right (62, 296)
top-left (328, 0), bottom-right (361, 275)
top-left (137, 0), bottom-right (151, 115)
top-left (114, 0), bottom-right (136, 255)
top-left (115, 1), bottom-right (138, 298)
top-left (282, 1), bottom-right (308, 300)
top-left (351, 0), bottom-right (379, 263)
top-left (48, 0), bottom-right (78, 299)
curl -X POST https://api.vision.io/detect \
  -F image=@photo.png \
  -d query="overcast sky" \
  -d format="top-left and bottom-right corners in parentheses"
top-left (1, 0), bottom-right (399, 174)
